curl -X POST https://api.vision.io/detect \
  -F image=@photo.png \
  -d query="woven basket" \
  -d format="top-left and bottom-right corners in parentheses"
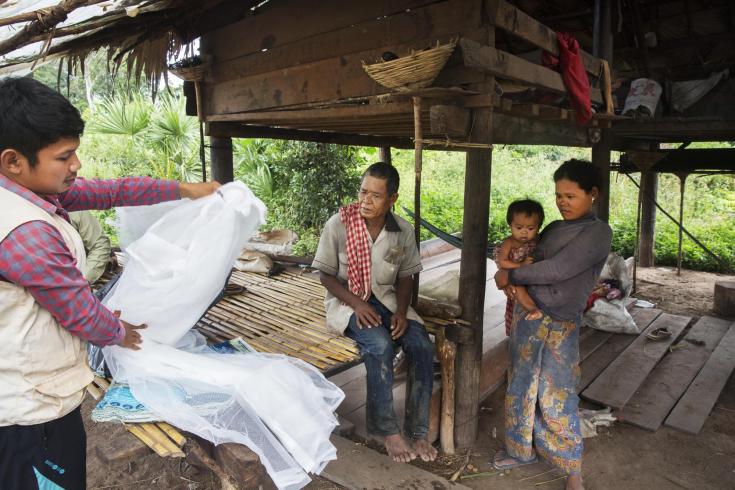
top-left (362, 40), bottom-right (456, 92)
top-left (169, 62), bottom-right (208, 82)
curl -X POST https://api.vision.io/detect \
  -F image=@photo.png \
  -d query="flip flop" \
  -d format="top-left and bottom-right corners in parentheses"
top-left (492, 450), bottom-right (539, 470)
top-left (645, 327), bottom-right (672, 341)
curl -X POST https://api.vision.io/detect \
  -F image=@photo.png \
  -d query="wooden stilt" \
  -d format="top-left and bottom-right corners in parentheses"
top-left (378, 146), bottom-right (392, 166)
top-left (638, 170), bottom-right (658, 267)
top-left (210, 136), bottom-right (234, 183)
top-left (435, 329), bottom-right (456, 455)
top-left (455, 106), bottom-right (493, 448)
top-left (675, 172), bottom-right (689, 275)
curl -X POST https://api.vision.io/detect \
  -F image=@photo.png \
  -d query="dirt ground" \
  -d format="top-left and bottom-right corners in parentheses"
top-left (85, 267), bottom-right (735, 489)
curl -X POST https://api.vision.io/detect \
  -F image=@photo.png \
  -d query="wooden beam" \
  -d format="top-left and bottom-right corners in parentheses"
top-left (455, 106), bottom-right (493, 448)
top-left (459, 38), bottom-right (603, 104)
top-left (206, 122), bottom-right (416, 149)
top-left (206, 102), bottom-right (415, 123)
top-left (619, 148), bottom-right (735, 173)
top-left (210, 136), bottom-right (234, 184)
top-left (612, 119), bottom-right (735, 142)
top-left (486, 0), bottom-right (602, 75)
top-left (429, 105), bottom-right (471, 137)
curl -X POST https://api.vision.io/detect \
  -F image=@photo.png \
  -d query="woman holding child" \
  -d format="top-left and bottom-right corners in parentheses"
top-left (493, 159), bottom-right (612, 490)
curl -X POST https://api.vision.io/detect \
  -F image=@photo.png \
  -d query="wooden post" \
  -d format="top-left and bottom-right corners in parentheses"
top-left (455, 107), bottom-right (493, 448)
top-left (675, 173), bottom-right (689, 275)
top-left (210, 136), bottom-right (234, 184)
top-left (435, 329), bottom-right (456, 455)
top-left (378, 146), bottom-right (392, 166)
top-left (638, 171), bottom-right (658, 267)
top-left (592, 0), bottom-right (613, 223)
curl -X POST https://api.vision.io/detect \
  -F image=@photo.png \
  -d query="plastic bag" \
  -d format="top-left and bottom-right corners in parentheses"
top-left (102, 183), bottom-right (344, 489)
top-left (583, 253), bottom-right (639, 334)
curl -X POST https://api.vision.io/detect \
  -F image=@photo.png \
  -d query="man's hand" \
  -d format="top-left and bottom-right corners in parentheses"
top-left (523, 256), bottom-right (534, 266)
top-left (353, 300), bottom-right (381, 329)
top-left (180, 181), bottom-right (221, 199)
top-left (390, 313), bottom-right (409, 340)
top-left (114, 310), bottom-right (147, 350)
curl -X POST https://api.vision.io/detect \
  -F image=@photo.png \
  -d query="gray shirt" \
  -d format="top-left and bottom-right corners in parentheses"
top-left (509, 213), bottom-right (612, 321)
top-left (312, 212), bottom-right (423, 334)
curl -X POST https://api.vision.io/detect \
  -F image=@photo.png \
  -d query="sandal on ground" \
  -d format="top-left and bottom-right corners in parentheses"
top-left (492, 450), bottom-right (539, 470)
top-left (645, 327), bottom-right (672, 341)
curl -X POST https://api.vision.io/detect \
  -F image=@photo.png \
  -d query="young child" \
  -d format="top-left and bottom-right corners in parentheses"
top-left (494, 200), bottom-right (545, 335)
top-left (0, 77), bottom-right (218, 489)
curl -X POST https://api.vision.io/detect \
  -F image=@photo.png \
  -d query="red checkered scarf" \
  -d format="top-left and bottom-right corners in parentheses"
top-left (339, 202), bottom-right (372, 301)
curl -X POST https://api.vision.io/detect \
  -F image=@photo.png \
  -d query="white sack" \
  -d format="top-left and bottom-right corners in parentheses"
top-left (102, 182), bottom-right (344, 489)
top-left (583, 253), bottom-right (639, 334)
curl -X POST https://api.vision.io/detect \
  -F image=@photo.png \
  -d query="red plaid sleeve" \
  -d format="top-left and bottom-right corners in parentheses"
top-left (0, 221), bottom-right (124, 346)
top-left (59, 177), bottom-right (180, 211)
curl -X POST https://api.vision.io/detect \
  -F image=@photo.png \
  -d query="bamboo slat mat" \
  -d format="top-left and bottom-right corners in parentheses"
top-left (195, 268), bottom-right (362, 375)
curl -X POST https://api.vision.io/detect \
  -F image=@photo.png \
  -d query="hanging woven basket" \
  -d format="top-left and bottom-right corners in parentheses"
top-left (362, 39), bottom-right (457, 92)
top-left (168, 56), bottom-right (209, 82)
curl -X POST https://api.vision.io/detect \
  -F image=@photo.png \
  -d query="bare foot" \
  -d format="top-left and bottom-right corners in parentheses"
top-left (566, 474), bottom-right (584, 490)
top-left (412, 438), bottom-right (438, 462)
top-left (525, 309), bottom-right (543, 321)
top-left (384, 434), bottom-right (416, 463)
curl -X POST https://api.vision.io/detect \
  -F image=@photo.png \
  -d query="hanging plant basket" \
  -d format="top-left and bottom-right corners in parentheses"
top-left (168, 56), bottom-right (209, 82)
top-left (362, 39), bottom-right (457, 92)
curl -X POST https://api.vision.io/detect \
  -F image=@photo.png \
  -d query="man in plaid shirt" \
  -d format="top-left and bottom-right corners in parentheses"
top-left (0, 77), bottom-right (219, 490)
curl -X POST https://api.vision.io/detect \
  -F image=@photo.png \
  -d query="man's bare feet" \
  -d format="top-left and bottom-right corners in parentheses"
top-left (384, 434), bottom-right (416, 463)
top-left (566, 474), bottom-right (584, 490)
top-left (412, 438), bottom-right (438, 462)
top-left (525, 309), bottom-right (543, 321)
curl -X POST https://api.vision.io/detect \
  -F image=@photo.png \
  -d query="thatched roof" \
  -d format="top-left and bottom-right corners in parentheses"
top-left (0, 0), bottom-right (260, 81)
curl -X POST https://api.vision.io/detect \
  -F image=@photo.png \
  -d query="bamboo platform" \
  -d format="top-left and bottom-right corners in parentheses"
top-left (194, 268), bottom-right (363, 376)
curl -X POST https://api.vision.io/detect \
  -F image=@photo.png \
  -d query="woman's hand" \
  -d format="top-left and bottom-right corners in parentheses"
top-left (180, 181), bottom-right (221, 199)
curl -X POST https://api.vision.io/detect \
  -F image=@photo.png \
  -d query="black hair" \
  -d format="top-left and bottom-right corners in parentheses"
top-left (362, 161), bottom-right (400, 195)
top-left (506, 199), bottom-right (545, 227)
top-left (0, 77), bottom-right (84, 167)
top-left (553, 159), bottom-right (601, 193)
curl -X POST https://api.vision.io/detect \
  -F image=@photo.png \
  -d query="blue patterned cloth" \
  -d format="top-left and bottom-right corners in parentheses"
top-left (504, 304), bottom-right (583, 475)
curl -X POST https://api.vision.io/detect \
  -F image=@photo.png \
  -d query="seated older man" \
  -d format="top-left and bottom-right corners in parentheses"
top-left (312, 162), bottom-right (437, 463)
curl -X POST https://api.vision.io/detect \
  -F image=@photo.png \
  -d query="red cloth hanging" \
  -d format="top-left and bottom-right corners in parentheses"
top-left (541, 32), bottom-right (592, 125)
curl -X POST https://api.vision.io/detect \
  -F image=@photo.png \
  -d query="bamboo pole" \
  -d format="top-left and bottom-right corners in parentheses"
top-left (412, 96), bottom-right (423, 307)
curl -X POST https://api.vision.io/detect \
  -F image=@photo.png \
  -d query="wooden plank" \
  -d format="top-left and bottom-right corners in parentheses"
top-left (578, 307), bottom-right (662, 391)
top-left (459, 38), bottom-right (603, 104)
top-left (582, 313), bottom-right (691, 409)
top-left (209, 0), bottom-right (482, 82)
top-left (96, 430), bottom-right (151, 465)
top-left (617, 316), bottom-right (731, 431)
top-left (206, 122), bottom-right (416, 149)
top-left (579, 329), bottom-right (613, 362)
top-left (207, 101), bottom-right (415, 123)
top-left (665, 322), bottom-right (735, 434)
top-left (322, 434), bottom-right (472, 490)
top-left (205, 0), bottom-right (441, 64)
top-left (205, 32), bottom-right (470, 114)
top-left (486, 0), bottom-right (602, 75)
top-left (492, 112), bottom-right (589, 146)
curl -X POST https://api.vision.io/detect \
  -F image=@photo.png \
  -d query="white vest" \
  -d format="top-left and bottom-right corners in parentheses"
top-left (0, 186), bottom-right (94, 426)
